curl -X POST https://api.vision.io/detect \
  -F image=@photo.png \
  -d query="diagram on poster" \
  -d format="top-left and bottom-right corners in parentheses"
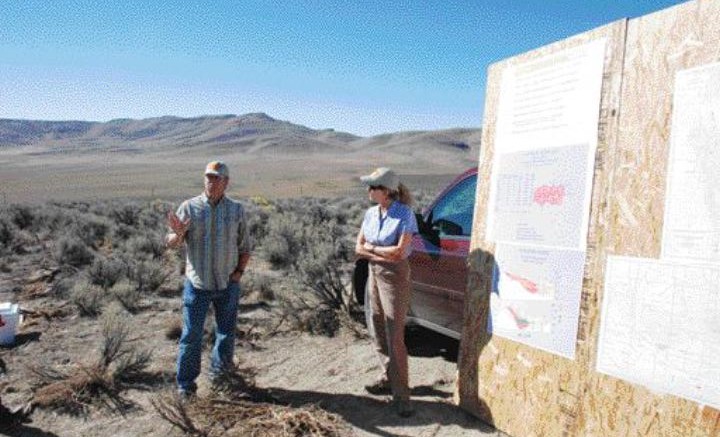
top-left (489, 143), bottom-right (589, 248)
top-left (597, 256), bottom-right (720, 409)
top-left (489, 243), bottom-right (586, 359)
top-left (662, 62), bottom-right (720, 263)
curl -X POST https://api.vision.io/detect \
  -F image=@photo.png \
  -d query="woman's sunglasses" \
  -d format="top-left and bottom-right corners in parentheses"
top-left (368, 185), bottom-right (384, 191)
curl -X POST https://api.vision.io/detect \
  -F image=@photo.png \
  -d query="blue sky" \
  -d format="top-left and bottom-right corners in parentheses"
top-left (1, 0), bottom-right (685, 136)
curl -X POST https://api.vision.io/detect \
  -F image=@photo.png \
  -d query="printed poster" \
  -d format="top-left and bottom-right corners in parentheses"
top-left (485, 39), bottom-right (607, 358)
top-left (597, 256), bottom-right (720, 409)
top-left (662, 62), bottom-right (720, 263)
top-left (489, 143), bottom-right (589, 249)
top-left (490, 243), bottom-right (586, 359)
top-left (486, 39), bottom-right (606, 250)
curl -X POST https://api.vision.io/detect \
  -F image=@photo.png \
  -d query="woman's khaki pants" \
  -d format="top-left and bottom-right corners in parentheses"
top-left (368, 259), bottom-right (411, 401)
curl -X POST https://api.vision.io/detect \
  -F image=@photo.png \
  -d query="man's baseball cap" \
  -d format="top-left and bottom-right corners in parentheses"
top-left (205, 161), bottom-right (229, 178)
top-left (360, 167), bottom-right (399, 191)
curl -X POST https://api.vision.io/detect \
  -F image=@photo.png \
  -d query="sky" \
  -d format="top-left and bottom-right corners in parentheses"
top-left (0, 0), bottom-right (687, 136)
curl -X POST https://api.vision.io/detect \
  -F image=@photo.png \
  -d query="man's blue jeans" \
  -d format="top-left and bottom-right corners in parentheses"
top-left (176, 279), bottom-right (241, 393)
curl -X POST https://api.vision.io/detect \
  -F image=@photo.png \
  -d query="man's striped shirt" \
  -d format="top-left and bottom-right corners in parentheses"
top-left (176, 194), bottom-right (251, 291)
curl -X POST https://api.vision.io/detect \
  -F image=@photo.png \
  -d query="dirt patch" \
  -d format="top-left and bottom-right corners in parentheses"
top-left (1, 294), bottom-right (499, 437)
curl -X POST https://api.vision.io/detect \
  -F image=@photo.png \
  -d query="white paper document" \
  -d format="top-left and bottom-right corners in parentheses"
top-left (490, 243), bottom-right (586, 359)
top-left (597, 256), bottom-right (720, 409)
top-left (488, 143), bottom-right (590, 248)
top-left (487, 39), bottom-right (606, 251)
top-left (662, 62), bottom-right (720, 263)
top-left (485, 39), bottom-right (607, 359)
top-left (494, 38), bottom-right (607, 153)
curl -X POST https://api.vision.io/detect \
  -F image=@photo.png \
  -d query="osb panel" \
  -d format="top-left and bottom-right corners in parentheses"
top-left (456, 20), bottom-right (628, 436)
top-left (579, 1), bottom-right (720, 436)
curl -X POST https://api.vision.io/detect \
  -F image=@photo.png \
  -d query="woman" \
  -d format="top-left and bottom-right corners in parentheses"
top-left (355, 167), bottom-right (418, 418)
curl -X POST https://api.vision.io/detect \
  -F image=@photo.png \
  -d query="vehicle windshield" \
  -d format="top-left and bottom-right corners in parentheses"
top-left (429, 174), bottom-right (477, 237)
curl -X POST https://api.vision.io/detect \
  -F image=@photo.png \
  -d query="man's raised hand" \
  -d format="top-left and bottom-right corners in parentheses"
top-left (167, 211), bottom-right (191, 236)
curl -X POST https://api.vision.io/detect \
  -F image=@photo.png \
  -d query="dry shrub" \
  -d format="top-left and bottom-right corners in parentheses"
top-left (151, 394), bottom-right (202, 435)
top-left (293, 222), bottom-right (352, 313)
top-left (165, 317), bottom-right (183, 340)
top-left (55, 236), bottom-right (94, 267)
top-left (88, 256), bottom-right (126, 290)
top-left (243, 271), bottom-right (277, 302)
top-left (273, 297), bottom-right (342, 338)
top-left (31, 364), bottom-right (125, 415)
top-left (152, 395), bottom-right (350, 437)
top-left (124, 233), bottom-right (165, 260)
top-left (306, 308), bottom-right (340, 337)
top-left (111, 280), bottom-right (143, 313)
top-left (157, 276), bottom-right (184, 298)
top-left (336, 310), bottom-right (368, 340)
top-left (31, 308), bottom-right (151, 415)
top-left (99, 307), bottom-right (152, 378)
top-left (70, 281), bottom-right (106, 317)
top-left (127, 259), bottom-right (169, 292)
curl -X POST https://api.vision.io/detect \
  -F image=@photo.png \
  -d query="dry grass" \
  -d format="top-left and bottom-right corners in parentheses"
top-left (31, 363), bottom-right (128, 414)
top-left (152, 395), bottom-right (351, 437)
top-left (151, 365), bottom-right (351, 436)
top-left (30, 308), bottom-right (152, 415)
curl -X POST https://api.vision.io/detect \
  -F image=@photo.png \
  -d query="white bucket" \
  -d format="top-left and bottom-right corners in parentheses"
top-left (0, 302), bottom-right (21, 346)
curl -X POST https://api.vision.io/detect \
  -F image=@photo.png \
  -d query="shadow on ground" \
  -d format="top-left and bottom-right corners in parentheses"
top-left (0, 331), bottom-right (42, 350)
top-left (1, 424), bottom-right (60, 437)
top-left (265, 387), bottom-right (494, 437)
top-left (405, 325), bottom-right (459, 363)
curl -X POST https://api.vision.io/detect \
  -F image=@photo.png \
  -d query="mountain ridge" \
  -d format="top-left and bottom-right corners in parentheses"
top-left (0, 113), bottom-right (480, 160)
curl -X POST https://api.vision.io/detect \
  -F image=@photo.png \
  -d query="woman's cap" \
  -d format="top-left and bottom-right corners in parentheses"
top-left (205, 161), bottom-right (229, 178)
top-left (360, 167), bottom-right (399, 191)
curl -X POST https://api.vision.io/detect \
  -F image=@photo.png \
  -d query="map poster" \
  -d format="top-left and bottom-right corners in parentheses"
top-left (597, 256), bottom-right (720, 409)
top-left (489, 243), bottom-right (586, 359)
top-left (487, 143), bottom-right (589, 249)
top-left (662, 62), bottom-right (720, 263)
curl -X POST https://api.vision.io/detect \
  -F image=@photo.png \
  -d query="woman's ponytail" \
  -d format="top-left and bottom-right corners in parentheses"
top-left (393, 183), bottom-right (413, 206)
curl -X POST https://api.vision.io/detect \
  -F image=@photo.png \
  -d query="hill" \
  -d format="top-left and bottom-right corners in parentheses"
top-left (0, 113), bottom-right (481, 203)
top-left (0, 114), bottom-right (479, 159)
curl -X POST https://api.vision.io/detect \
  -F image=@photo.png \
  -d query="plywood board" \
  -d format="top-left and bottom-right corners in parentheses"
top-left (458, 1), bottom-right (720, 436)
top-left (457, 19), bottom-right (628, 437)
top-left (578, 1), bottom-right (720, 435)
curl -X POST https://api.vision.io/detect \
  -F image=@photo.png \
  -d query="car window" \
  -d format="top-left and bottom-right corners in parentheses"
top-left (429, 174), bottom-right (477, 237)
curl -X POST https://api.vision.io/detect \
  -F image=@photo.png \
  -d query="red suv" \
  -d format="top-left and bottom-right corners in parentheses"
top-left (354, 168), bottom-right (477, 339)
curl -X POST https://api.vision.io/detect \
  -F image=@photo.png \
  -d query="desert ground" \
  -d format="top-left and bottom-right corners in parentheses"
top-left (0, 152), bottom-right (464, 204)
top-left (0, 197), bottom-right (500, 437)
top-left (0, 116), bottom-right (502, 436)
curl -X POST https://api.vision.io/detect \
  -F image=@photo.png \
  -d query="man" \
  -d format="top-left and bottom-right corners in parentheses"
top-left (166, 161), bottom-right (251, 397)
